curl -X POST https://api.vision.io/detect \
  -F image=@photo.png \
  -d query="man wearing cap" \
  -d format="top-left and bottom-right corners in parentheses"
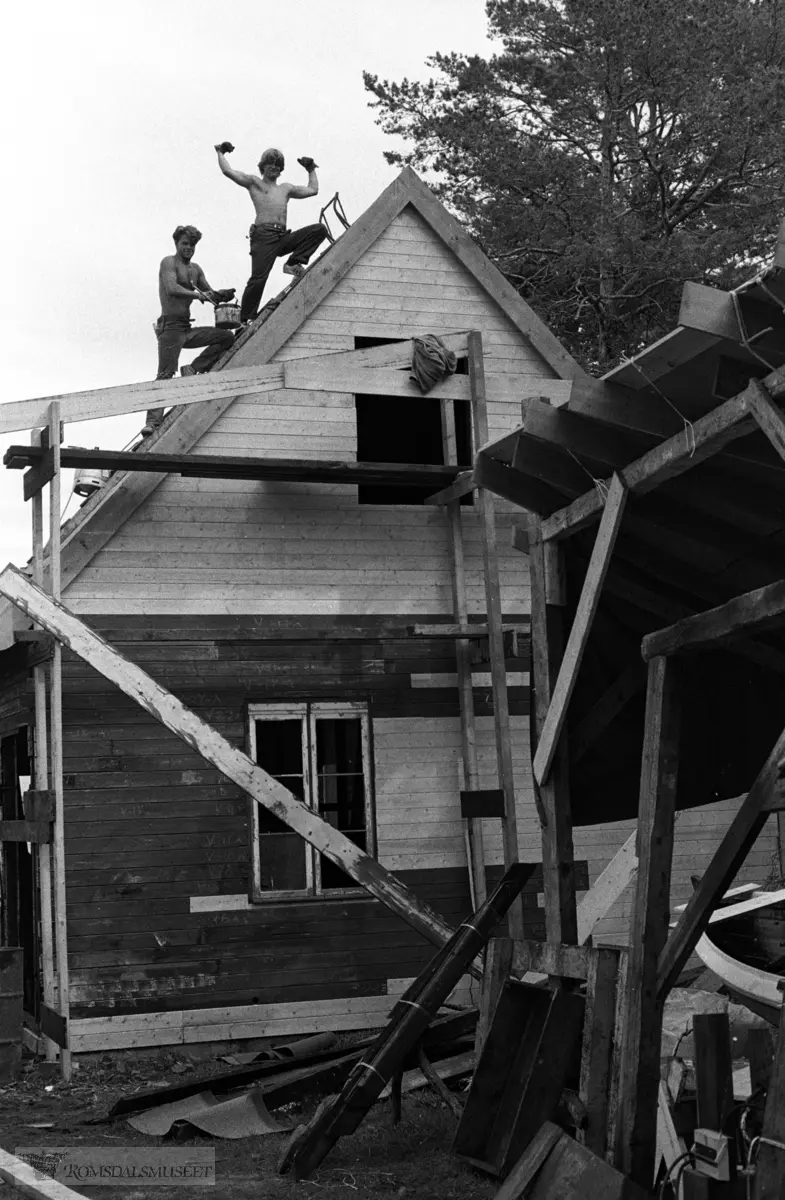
top-left (215, 144), bottom-right (328, 323)
top-left (144, 224), bottom-right (236, 436)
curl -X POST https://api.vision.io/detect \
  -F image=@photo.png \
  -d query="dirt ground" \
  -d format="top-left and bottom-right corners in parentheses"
top-left (0, 1054), bottom-right (498, 1200)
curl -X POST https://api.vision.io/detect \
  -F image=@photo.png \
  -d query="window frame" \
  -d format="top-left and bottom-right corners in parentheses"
top-left (247, 700), bottom-right (375, 902)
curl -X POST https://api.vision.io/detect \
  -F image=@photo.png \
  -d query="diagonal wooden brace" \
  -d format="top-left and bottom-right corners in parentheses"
top-left (0, 565), bottom-right (461, 959)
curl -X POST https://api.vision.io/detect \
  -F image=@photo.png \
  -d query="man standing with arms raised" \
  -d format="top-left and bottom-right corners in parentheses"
top-left (215, 143), bottom-right (327, 324)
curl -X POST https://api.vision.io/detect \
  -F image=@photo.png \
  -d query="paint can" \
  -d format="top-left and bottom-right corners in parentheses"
top-left (74, 452), bottom-right (110, 497)
top-left (214, 302), bottom-right (242, 329)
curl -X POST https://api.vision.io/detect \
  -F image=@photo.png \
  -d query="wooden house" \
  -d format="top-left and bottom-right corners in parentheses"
top-left (0, 168), bottom-right (781, 1056)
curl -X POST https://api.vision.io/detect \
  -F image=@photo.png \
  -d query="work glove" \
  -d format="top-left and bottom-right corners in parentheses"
top-left (214, 288), bottom-right (236, 303)
top-left (215, 141), bottom-right (235, 154)
top-left (297, 156), bottom-right (318, 171)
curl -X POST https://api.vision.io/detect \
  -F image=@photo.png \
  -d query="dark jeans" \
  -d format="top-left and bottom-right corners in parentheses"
top-left (146, 319), bottom-right (234, 429)
top-left (239, 222), bottom-right (328, 322)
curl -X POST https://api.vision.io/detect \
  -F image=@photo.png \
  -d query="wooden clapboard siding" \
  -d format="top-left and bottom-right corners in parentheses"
top-left (0, 665), bottom-right (31, 738)
top-left (575, 798), bottom-right (781, 947)
top-left (64, 206), bottom-right (543, 615)
top-left (58, 613), bottom-right (532, 1021)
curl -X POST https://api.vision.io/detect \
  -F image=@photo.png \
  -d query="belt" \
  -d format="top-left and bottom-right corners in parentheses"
top-left (251, 222), bottom-right (286, 233)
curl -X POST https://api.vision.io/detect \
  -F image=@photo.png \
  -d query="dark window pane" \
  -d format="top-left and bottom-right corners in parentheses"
top-left (320, 832), bottom-right (368, 890)
top-left (316, 719), bottom-right (366, 831)
top-left (255, 718), bottom-right (306, 891)
top-left (255, 719), bottom-right (303, 776)
top-left (259, 834), bottom-right (307, 891)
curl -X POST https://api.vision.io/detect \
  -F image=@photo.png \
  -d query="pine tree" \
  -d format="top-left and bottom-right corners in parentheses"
top-left (364, 0), bottom-right (785, 369)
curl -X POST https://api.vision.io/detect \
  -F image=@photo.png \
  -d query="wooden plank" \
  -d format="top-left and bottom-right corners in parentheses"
top-left (618, 655), bottom-right (681, 1187)
top-left (7, 445), bottom-right (461, 488)
top-left (540, 386), bottom-right (764, 542)
top-left (47, 402), bottom-right (71, 1081)
top-left (0, 567), bottom-right (465, 959)
top-left (576, 832), bottom-right (638, 943)
top-left (572, 662), bottom-right (647, 763)
top-left (474, 449), bottom-right (562, 514)
top-left (492, 1122), bottom-right (564, 1200)
top-left (512, 940), bottom-right (593, 981)
top-left (693, 1012), bottom-right (734, 1134)
top-left (579, 946), bottom-right (621, 1159)
top-left (0, 820), bottom-right (51, 843)
top-left (528, 517), bottom-right (577, 944)
top-left (642, 578), bottom-right (785, 661)
top-left (0, 363), bottom-right (286, 433)
top-left (0, 1146), bottom-right (90, 1200)
top-left (603, 326), bottom-right (722, 389)
top-left (533, 473), bottom-right (627, 786)
top-left (441, 391), bottom-right (485, 909)
top-left (424, 470), bottom-right (475, 507)
top-left (284, 361), bottom-right (472, 399)
top-left (752, 1001), bottom-right (785, 1199)
top-left (748, 375), bottom-right (785, 466)
top-left (658, 726), bottom-right (785, 998)
top-left (476, 937), bottom-right (513, 1059)
top-left (31, 427), bottom-right (56, 1063)
top-left (470, 332), bottom-right (522, 939)
top-left (656, 1081), bottom-right (687, 1200)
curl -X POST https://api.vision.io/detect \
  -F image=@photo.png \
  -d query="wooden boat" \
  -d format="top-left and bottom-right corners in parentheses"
top-left (676, 883), bottom-right (785, 1024)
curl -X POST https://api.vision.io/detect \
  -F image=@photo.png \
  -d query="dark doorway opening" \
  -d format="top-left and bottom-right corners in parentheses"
top-left (354, 337), bottom-right (472, 504)
top-left (0, 729), bottom-right (39, 1019)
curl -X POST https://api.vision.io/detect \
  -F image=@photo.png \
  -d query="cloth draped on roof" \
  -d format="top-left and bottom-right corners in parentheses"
top-left (411, 334), bottom-right (458, 394)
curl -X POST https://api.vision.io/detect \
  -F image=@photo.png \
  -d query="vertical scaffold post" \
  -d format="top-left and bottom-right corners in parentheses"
top-left (440, 390), bottom-right (486, 909)
top-left (468, 331), bottom-right (523, 939)
top-left (48, 402), bottom-right (71, 1080)
top-left (30, 427), bottom-right (56, 1063)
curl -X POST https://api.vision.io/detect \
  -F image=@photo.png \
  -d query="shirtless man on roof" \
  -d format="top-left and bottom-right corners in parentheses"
top-left (215, 143), bottom-right (328, 323)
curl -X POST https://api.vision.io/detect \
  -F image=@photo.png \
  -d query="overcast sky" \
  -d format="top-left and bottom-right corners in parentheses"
top-left (0, 0), bottom-right (496, 570)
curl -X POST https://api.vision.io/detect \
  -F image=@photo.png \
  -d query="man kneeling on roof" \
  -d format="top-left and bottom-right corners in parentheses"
top-left (215, 143), bottom-right (328, 324)
top-left (144, 224), bottom-right (236, 437)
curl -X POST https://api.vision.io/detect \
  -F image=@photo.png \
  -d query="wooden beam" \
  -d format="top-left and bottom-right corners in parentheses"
top-left (642, 578), bottom-right (785, 661)
top-left (579, 946), bottom-right (622, 1159)
top-left (424, 471), bottom-right (475, 507)
top-left (657, 716), bottom-right (785, 998)
top-left (679, 280), bottom-right (785, 348)
top-left (618, 655), bottom-right (681, 1187)
top-left (528, 517), bottom-right (578, 944)
top-left (441, 387), bottom-right (486, 910)
top-left (603, 326), bottom-right (722, 390)
top-left (0, 364), bottom-right (285, 433)
top-left (753, 1000), bottom-right (785, 1199)
top-left (572, 661), bottom-right (647, 763)
top-left (470, 331), bottom-right (523, 939)
top-left (47, 403), bottom-right (71, 1082)
top-left (6, 445), bottom-right (462, 489)
top-left (284, 361), bottom-right (473, 400)
top-left (533, 473), bottom-right (627, 787)
top-left (748, 375), bottom-right (785, 466)
top-left (473, 451), bottom-right (566, 514)
top-left (541, 385), bottom-right (763, 541)
top-left (0, 820), bottom-right (51, 843)
top-left (0, 565), bottom-right (462, 959)
top-left (0, 334), bottom-right (476, 435)
top-left (30, 427), bottom-right (56, 1063)
top-left (577, 831), bottom-right (637, 942)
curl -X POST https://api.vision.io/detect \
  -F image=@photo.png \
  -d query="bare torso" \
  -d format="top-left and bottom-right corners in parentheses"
top-left (159, 256), bottom-right (200, 319)
top-left (246, 178), bottom-right (294, 226)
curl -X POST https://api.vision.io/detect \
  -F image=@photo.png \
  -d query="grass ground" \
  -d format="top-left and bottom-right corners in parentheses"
top-left (0, 1054), bottom-right (498, 1200)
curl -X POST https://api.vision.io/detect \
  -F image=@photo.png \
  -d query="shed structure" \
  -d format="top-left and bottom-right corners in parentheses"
top-left (0, 169), bottom-right (779, 1063)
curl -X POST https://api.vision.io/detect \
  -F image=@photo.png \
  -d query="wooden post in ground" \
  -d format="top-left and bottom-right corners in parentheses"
top-left (617, 654), bottom-right (681, 1186)
top-left (47, 403), bottom-right (71, 1081)
top-left (440, 389), bottom-right (486, 909)
top-left (753, 1000), bottom-right (785, 1199)
top-left (527, 517), bottom-right (578, 946)
top-left (30, 427), bottom-right (56, 1064)
top-left (468, 331), bottom-right (522, 938)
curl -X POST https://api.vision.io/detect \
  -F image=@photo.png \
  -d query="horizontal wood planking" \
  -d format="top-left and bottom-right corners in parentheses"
top-left (576, 797), bottom-right (780, 946)
top-left (63, 206), bottom-right (543, 614)
top-left (53, 616), bottom-right (536, 1023)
